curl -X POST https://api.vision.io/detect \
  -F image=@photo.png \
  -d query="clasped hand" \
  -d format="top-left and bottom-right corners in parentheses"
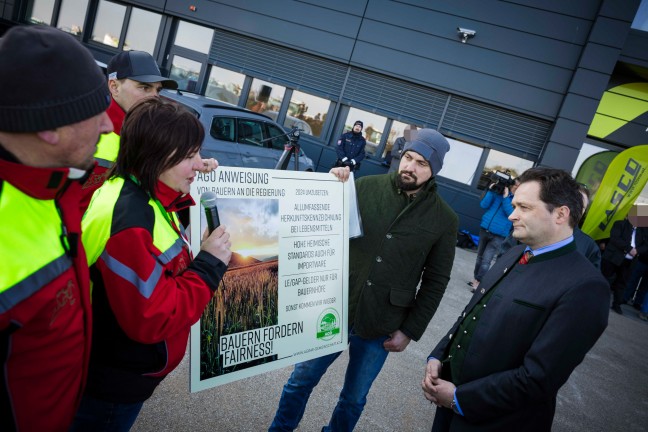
top-left (421, 359), bottom-right (456, 409)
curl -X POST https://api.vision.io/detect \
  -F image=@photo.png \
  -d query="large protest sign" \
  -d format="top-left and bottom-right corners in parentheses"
top-left (188, 167), bottom-right (350, 392)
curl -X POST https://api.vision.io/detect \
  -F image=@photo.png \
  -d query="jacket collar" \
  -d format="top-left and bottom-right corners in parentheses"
top-left (107, 98), bottom-right (126, 135)
top-left (154, 179), bottom-right (195, 212)
top-left (0, 144), bottom-right (83, 200)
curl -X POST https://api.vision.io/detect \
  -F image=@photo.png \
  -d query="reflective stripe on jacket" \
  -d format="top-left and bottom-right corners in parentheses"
top-left (82, 176), bottom-right (226, 402)
top-left (0, 156), bottom-right (92, 432)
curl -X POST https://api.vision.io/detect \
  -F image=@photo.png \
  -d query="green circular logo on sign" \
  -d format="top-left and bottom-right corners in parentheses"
top-left (317, 308), bottom-right (340, 341)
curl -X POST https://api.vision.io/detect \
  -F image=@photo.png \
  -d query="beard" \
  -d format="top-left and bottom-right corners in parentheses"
top-left (397, 170), bottom-right (421, 191)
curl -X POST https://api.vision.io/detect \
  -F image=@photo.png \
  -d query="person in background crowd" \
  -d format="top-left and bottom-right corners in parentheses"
top-left (389, 124), bottom-right (418, 173)
top-left (572, 183), bottom-right (601, 269)
top-left (468, 177), bottom-right (519, 291)
top-left (600, 204), bottom-right (648, 315)
top-left (0, 25), bottom-right (112, 431)
top-left (333, 120), bottom-right (367, 171)
top-left (270, 129), bottom-right (458, 432)
top-left (622, 205), bottom-right (648, 308)
top-left (71, 98), bottom-right (231, 431)
top-left (423, 168), bottom-right (609, 432)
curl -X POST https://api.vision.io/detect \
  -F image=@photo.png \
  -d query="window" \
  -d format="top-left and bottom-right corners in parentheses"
top-left (436, 138), bottom-right (484, 185)
top-left (205, 66), bottom-right (245, 105)
top-left (210, 117), bottom-right (288, 150)
top-left (283, 91), bottom-right (331, 138)
top-left (91, 1), bottom-right (161, 52)
top-left (124, 8), bottom-right (161, 52)
top-left (265, 123), bottom-right (289, 150)
top-left (57, 0), bottom-right (89, 35)
top-left (477, 149), bottom-right (534, 190)
top-left (175, 21), bottom-right (213, 54)
top-left (169, 56), bottom-right (202, 92)
top-left (210, 117), bottom-right (236, 142)
top-left (238, 119), bottom-right (264, 146)
top-left (26, 0), bottom-right (55, 25)
top-left (383, 121), bottom-right (415, 162)
top-left (91, 0), bottom-right (126, 47)
top-left (245, 79), bottom-right (286, 114)
top-left (343, 108), bottom-right (387, 157)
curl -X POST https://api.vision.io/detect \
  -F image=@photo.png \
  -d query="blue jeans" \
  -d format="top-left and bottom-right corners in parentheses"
top-left (473, 229), bottom-right (505, 282)
top-left (269, 330), bottom-right (390, 431)
top-left (70, 395), bottom-right (144, 432)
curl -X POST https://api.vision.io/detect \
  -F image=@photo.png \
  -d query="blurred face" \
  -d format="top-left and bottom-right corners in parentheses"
top-left (159, 150), bottom-right (203, 194)
top-left (352, 124), bottom-right (362, 133)
top-left (56, 111), bottom-right (113, 170)
top-left (510, 179), bottom-right (520, 195)
top-left (509, 181), bottom-right (560, 249)
top-left (397, 151), bottom-right (432, 193)
top-left (403, 128), bottom-right (417, 142)
top-left (627, 204), bottom-right (648, 227)
top-left (110, 79), bottom-right (163, 112)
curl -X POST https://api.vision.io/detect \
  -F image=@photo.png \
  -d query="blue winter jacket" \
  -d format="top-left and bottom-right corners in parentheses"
top-left (479, 190), bottom-right (514, 237)
top-left (335, 131), bottom-right (366, 163)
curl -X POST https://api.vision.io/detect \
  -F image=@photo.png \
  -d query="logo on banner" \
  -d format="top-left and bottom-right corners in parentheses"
top-left (317, 308), bottom-right (340, 340)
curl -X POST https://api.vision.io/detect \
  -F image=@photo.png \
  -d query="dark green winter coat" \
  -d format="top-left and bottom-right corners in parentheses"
top-left (349, 172), bottom-right (458, 340)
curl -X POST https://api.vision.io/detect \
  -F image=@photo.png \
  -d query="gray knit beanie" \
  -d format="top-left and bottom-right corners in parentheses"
top-left (402, 129), bottom-right (450, 175)
top-left (0, 25), bottom-right (110, 132)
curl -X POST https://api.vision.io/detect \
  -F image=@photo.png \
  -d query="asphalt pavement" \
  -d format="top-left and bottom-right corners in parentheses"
top-left (132, 247), bottom-right (648, 432)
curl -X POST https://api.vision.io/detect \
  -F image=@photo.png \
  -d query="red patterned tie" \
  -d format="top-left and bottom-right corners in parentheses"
top-left (519, 250), bottom-right (533, 265)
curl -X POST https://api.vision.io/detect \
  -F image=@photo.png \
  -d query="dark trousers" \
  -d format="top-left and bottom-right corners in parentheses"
top-left (601, 258), bottom-right (635, 308)
top-left (431, 407), bottom-right (454, 432)
top-left (623, 260), bottom-right (648, 304)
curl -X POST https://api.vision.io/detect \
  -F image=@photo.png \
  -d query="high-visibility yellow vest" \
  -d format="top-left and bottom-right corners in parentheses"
top-left (0, 181), bottom-right (71, 312)
top-left (83, 177), bottom-right (184, 268)
top-left (94, 131), bottom-right (120, 169)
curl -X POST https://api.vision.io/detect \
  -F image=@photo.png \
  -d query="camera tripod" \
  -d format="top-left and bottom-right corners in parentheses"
top-left (261, 126), bottom-right (302, 171)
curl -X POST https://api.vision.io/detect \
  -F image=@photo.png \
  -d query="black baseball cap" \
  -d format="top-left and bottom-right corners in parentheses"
top-left (107, 51), bottom-right (178, 89)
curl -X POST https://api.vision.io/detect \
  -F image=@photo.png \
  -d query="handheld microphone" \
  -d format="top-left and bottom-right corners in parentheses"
top-left (200, 191), bottom-right (221, 234)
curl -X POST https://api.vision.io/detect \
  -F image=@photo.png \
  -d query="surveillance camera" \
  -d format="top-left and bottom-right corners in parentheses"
top-left (457, 27), bottom-right (476, 36)
top-left (457, 27), bottom-right (476, 43)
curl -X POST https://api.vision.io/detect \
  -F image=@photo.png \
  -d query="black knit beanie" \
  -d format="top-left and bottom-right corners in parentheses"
top-left (0, 25), bottom-right (110, 132)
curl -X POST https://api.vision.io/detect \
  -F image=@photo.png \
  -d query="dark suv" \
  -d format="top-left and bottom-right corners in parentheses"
top-left (161, 90), bottom-right (314, 171)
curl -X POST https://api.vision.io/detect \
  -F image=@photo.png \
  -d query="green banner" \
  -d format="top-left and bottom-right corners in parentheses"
top-left (581, 145), bottom-right (648, 241)
top-left (575, 151), bottom-right (618, 196)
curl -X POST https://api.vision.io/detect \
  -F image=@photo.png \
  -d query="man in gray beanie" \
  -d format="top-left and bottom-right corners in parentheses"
top-left (0, 25), bottom-right (112, 432)
top-left (270, 128), bottom-right (458, 431)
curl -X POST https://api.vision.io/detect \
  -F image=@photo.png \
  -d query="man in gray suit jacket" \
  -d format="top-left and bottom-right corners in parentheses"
top-left (422, 168), bottom-right (609, 432)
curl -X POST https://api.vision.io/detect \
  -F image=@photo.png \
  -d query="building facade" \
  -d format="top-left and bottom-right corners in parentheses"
top-left (1, 0), bottom-right (646, 232)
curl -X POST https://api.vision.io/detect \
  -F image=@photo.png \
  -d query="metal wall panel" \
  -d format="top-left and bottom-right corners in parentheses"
top-left (439, 97), bottom-right (551, 159)
top-left (209, 29), bottom-right (348, 100)
top-left (364, 3), bottom-right (585, 69)
top-left (391, 0), bottom-right (594, 43)
top-left (165, 0), bottom-right (362, 61)
top-left (589, 16), bottom-right (635, 48)
top-left (340, 68), bottom-right (448, 128)
top-left (350, 41), bottom-right (564, 119)
top-left (620, 30), bottom-right (648, 67)
top-left (128, 0), bottom-right (165, 12)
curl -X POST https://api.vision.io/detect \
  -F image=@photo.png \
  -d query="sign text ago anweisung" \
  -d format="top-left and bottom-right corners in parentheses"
top-left (189, 167), bottom-right (349, 391)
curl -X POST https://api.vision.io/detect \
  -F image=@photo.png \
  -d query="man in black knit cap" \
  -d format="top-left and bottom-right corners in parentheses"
top-left (0, 25), bottom-right (112, 431)
top-left (333, 120), bottom-right (367, 171)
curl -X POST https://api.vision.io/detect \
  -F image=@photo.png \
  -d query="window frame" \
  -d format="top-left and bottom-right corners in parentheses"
top-left (86, 0), bottom-right (163, 54)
